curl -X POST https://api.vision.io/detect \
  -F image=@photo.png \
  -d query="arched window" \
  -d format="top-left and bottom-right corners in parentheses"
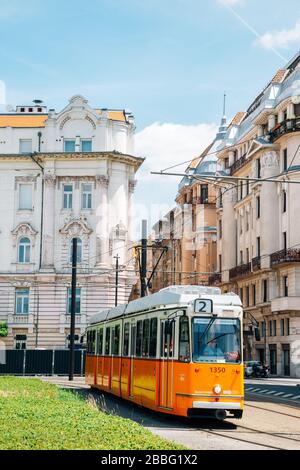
top-left (18, 238), bottom-right (31, 263)
top-left (69, 238), bottom-right (83, 263)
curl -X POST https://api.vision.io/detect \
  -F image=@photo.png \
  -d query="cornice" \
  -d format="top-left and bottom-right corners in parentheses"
top-left (0, 151), bottom-right (145, 170)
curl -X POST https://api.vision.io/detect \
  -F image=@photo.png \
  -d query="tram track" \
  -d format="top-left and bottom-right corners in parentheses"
top-left (245, 402), bottom-right (300, 419)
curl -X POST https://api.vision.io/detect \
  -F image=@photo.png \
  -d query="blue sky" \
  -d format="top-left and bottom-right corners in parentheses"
top-left (1, 0), bottom-right (300, 218)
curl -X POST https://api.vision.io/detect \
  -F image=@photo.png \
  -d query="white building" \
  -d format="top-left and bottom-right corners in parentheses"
top-left (0, 95), bottom-right (143, 350)
top-left (214, 51), bottom-right (300, 377)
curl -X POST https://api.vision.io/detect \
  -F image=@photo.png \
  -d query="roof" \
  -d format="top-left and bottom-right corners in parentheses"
top-left (187, 143), bottom-right (214, 171)
top-left (229, 112), bottom-right (247, 127)
top-left (0, 115), bottom-right (48, 128)
top-left (89, 285), bottom-right (242, 325)
top-left (0, 109), bottom-right (128, 128)
top-left (271, 69), bottom-right (287, 84)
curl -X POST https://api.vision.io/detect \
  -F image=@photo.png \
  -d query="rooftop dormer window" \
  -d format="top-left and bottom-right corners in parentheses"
top-left (28, 108), bottom-right (33, 113)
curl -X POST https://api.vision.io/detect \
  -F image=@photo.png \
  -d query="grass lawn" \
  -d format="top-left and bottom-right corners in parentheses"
top-left (0, 377), bottom-right (185, 450)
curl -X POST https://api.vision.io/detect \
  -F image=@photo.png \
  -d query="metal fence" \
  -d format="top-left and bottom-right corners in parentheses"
top-left (0, 349), bottom-right (86, 376)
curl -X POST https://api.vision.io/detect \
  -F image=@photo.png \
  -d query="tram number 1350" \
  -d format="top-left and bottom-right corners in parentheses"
top-left (194, 299), bottom-right (213, 314)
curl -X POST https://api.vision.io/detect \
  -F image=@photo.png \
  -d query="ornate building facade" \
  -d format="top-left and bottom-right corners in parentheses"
top-left (0, 95), bottom-right (143, 349)
top-left (214, 51), bottom-right (300, 377)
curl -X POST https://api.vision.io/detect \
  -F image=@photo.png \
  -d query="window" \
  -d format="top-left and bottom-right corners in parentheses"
top-left (123, 323), bottom-right (130, 356)
top-left (105, 327), bottom-right (111, 355)
top-left (273, 320), bottom-right (277, 337)
top-left (286, 318), bottom-right (290, 336)
top-left (19, 184), bottom-right (33, 210)
top-left (269, 321), bottom-right (273, 337)
top-left (88, 330), bottom-right (96, 354)
top-left (136, 321), bottom-right (143, 357)
top-left (18, 238), bottom-right (31, 263)
top-left (283, 191), bottom-right (287, 213)
top-left (256, 158), bottom-right (261, 178)
top-left (240, 251), bottom-right (243, 265)
top-left (246, 286), bottom-right (250, 307)
top-left (64, 140), bottom-right (76, 152)
top-left (112, 325), bottom-right (120, 356)
top-left (149, 318), bottom-right (157, 358)
top-left (283, 276), bottom-right (288, 297)
top-left (69, 238), bottom-right (82, 264)
top-left (81, 140), bottom-right (92, 152)
top-left (246, 248), bottom-right (250, 263)
top-left (201, 185), bottom-right (209, 203)
top-left (179, 316), bottom-right (190, 362)
top-left (14, 335), bottom-right (27, 350)
top-left (246, 211), bottom-right (250, 232)
top-left (257, 237), bottom-right (261, 257)
top-left (219, 254), bottom-right (222, 273)
top-left (67, 288), bottom-right (81, 314)
top-left (283, 148), bottom-right (288, 171)
top-left (15, 289), bottom-right (29, 315)
top-left (97, 329), bottom-right (103, 355)
top-left (28, 108), bottom-right (33, 113)
top-left (82, 184), bottom-right (92, 210)
top-left (63, 184), bottom-right (73, 209)
top-left (246, 177), bottom-right (250, 196)
top-left (256, 196), bottom-right (260, 219)
top-left (239, 182), bottom-right (243, 201)
top-left (262, 279), bottom-right (268, 303)
top-left (280, 319), bottom-right (285, 336)
top-left (239, 288), bottom-right (243, 304)
top-left (283, 232), bottom-right (287, 252)
top-left (142, 319), bottom-right (150, 357)
top-left (19, 139), bottom-right (32, 154)
top-left (252, 284), bottom-right (256, 306)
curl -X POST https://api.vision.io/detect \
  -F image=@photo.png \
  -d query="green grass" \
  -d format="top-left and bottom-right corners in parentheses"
top-left (0, 377), bottom-right (185, 450)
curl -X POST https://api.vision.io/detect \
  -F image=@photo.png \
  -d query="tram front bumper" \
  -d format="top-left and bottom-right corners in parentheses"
top-left (192, 401), bottom-right (241, 409)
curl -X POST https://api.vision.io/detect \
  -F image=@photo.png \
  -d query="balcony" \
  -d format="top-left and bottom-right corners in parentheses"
top-left (270, 248), bottom-right (300, 267)
top-left (209, 273), bottom-right (221, 285)
top-left (252, 256), bottom-right (261, 271)
top-left (269, 118), bottom-right (300, 142)
top-left (271, 296), bottom-right (300, 312)
top-left (229, 262), bottom-right (252, 280)
top-left (230, 154), bottom-right (247, 175)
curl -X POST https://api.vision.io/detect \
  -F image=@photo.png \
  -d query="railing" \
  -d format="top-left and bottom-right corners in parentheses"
top-left (209, 273), bottom-right (221, 285)
top-left (252, 256), bottom-right (261, 271)
top-left (192, 196), bottom-right (215, 205)
top-left (12, 315), bottom-right (29, 324)
top-left (269, 118), bottom-right (300, 142)
top-left (230, 154), bottom-right (247, 175)
top-left (229, 262), bottom-right (252, 280)
top-left (270, 248), bottom-right (300, 266)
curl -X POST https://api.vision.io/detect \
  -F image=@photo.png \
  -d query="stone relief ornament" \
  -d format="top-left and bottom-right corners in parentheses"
top-left (11, 223), bottom-right (38, 247)
top-left (261, 151), bottom-right (279, 169)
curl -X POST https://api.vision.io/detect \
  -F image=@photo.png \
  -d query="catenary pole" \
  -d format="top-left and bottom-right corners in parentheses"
top-left (114, 254), bottom-right (120, 307)
top-left (141, 220), bottom-right (148, 297)
top-left (69, 237), bottom-right (78, 381)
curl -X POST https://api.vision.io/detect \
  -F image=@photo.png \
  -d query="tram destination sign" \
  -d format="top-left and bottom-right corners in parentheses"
top-left (194, 298), bottom-right (213, 314)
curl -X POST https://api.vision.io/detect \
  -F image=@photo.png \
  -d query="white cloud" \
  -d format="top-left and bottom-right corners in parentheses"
top-left (256, 19), bottom-right (300, 50)
top-left (133, 122), bottom-right (218, 228)
top-left (136, 121), bottom-right (218, 176)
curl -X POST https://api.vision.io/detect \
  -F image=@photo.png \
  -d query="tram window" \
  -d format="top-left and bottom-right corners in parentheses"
top-left (160, 320), bottom-right (174, 358)
top-left (179, 316), bottom-right (190, 362)
top-left (112, 325), bottom-right (120, 356)
top-left (142, 319), bottom-right (150, 357)
top-left (123, 323), bottom-right (130, 356)
top-left (97, 328), bottom-right (103, 355)
top-left (87, 331), bottom-right (90, 353)
top-left (105, 327), bottom-right (111, 355)
top-left (89, 330), bottom-right (96, 355)
top-left (149, 318), bottom-right (157, 358)
top-left (136, 321), bottom-right (143, 357)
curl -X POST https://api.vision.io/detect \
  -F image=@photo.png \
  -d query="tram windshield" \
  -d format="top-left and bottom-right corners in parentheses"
top-left (192, 317), bottom-right (241, 363)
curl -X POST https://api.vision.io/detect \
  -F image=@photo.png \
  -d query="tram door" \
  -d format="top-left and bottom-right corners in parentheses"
top-left (129, 324), bottom-right (136, 398)
top-left (158, 320), bottom-right (175, 410)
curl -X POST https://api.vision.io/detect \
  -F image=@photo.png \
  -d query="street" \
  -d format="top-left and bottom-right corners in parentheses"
top-left (43, 377), bottom-right (300, 450)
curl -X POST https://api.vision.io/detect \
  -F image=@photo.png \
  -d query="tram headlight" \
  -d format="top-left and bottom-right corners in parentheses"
top-left (213, 384), bottom-right (222, 395)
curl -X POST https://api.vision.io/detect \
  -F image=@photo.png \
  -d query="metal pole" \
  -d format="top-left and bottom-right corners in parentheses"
top-left (114, 254), bottom-right (120, 307)
top-left (141, 220), bottom-right (147, 297)
top-left (69, 237), bottom-right (77, 381)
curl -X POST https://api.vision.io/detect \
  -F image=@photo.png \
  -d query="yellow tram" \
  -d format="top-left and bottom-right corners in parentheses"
top-left (85, 285), bottom-right (244, 420)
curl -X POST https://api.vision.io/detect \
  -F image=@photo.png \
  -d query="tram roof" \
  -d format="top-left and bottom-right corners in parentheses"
top-left (89, 285), bottom-right (242, 326)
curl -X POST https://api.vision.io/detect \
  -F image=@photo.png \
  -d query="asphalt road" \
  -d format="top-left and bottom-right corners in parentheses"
top-left (42, 377), bottom-right (300, 450)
